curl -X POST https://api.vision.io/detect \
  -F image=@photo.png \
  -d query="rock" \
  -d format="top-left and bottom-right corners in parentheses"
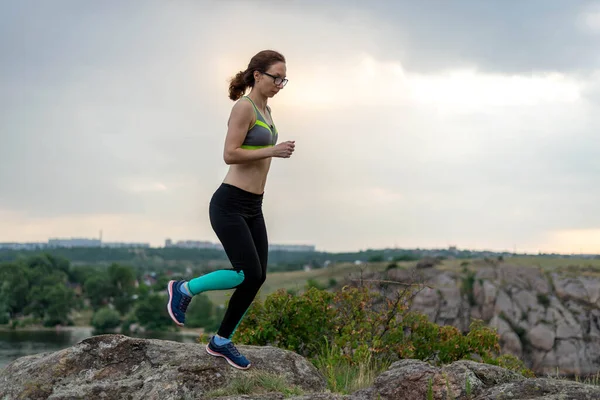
top-left (476, 280), bottom-right (498, 320)
top-left (495, 290), bottom-right (518, 324)
top-left (352, 359), bottom-right (600, 400)
top-left (556, 315), bottom-right (584, 340)
top-left (3, 335), bottom-right (600, 400)
top-left (555, 339), bottom-right (582, 376)
top-left (436, 287), bottom-right (463, 323)
top-left (553, 275), bottom-right (590, 304)
top-left (528, 323), bottom-right (555, 351)
top-left (473, 378), bottom-right (600, 400)
top-left (410, 286), bottom-right (441, 322)
top-left (495, 264), bottom-right (551, 294)
top-left (290, 395), bottom-right (351, 400)
top-left (501, 331), bottom-right (524, 358)
top-left (0, 334), bottom-right (326, 400)
top-left (416, 257), bottom-right (440, 269)
top-left (351, 359), bottom-right (525, 400)
top-left (352, 264), bottom-right (600, 377)
top-left (514, 290), bottom-right (539, 313)
top-left (531, 348), bottom-right (558, 375)
top-left (489, 315), bottom-right (512, 336)
top-left (217, 395), bottom-right (350, 400)
top-left (582, 277), bottom-right (600, 305)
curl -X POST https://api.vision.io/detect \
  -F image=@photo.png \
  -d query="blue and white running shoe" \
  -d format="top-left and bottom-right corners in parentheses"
top-left (166, 280), bottom-right (191, 326)
top-left (206, 336), bottom-right (251, 370)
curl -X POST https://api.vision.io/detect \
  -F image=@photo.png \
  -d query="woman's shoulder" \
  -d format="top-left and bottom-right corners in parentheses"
top-left (231, 96), bottom-right (254, 113)
top-left (228, 96), bottom-right (256, 126)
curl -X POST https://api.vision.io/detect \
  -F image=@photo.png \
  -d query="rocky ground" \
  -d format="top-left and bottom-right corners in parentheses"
top-left (2, 334), bottom-right (600, 399)
top-left (380, 260), bottom-right (600, 377)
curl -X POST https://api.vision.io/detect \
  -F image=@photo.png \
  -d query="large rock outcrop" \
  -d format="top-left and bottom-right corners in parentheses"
top-left (2, 334), bottom-right (600, 400)
top-left (381, 261), bottom-right (600, 376)
top-left (0, 334), bottom-right (325, 400)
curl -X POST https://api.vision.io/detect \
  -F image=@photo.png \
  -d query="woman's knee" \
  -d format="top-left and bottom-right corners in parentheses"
top-left (243, 269), bottom-right (266, 289)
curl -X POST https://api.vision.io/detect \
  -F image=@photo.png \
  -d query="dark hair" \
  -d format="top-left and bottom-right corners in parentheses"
top-left (228, 50), bottom-right (286, 101)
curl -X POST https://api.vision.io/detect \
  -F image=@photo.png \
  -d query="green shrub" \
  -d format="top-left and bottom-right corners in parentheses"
top-left (234, 287), bottom-right (336, 357)
top-left (235, 284), bottom-right (534, 382)
top-left (91, 307), bottom-right (121, 331)
top-left (306, 278), bottom-right (328, 291)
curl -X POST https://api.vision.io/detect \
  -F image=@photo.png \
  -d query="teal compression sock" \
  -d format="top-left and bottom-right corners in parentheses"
top-left (187, 269), bottom-right (245, 295)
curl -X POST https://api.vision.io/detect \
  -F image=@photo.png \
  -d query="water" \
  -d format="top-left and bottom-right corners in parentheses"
top-left (0, 328), bottom-right (200, 369)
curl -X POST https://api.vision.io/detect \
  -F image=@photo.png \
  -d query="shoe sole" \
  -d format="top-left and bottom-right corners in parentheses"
top-left (166, 280), bottom-right (184, 327)
top-left (206, 344), bottom-right (251, 370)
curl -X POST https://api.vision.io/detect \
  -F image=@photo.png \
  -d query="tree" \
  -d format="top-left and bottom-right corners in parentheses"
top-left (0, 262), bottom-right (29, 317)
top-left (84, 274), bottom-right (114, 311)
top-left (91, 307), bottom-right (121, 332)
top-left (108, 263), bottom-right (136, 315)
top-left (134, 293), bottom-right (172, 331)
top-left (43, 284), bottom-right (75, 326)
top-left (185, 293), bottom-right (215, 328)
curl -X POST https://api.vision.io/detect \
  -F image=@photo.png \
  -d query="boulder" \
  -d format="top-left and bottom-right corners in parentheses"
top-left (0, 334), bottom-right (326, 400)
top-left (351, 359), bottom-right (600, 400)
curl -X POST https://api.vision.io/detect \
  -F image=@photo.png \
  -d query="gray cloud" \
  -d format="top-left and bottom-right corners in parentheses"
top-left (316, 0), bottom-right (600, 74)
top-left (2, 0), bottom-right (600, 252)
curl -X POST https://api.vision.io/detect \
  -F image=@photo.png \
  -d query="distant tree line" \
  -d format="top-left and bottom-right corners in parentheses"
top-left (0, 253), bottom-right (224, 334)
top-left (0, 246), bottom-right (454, 271)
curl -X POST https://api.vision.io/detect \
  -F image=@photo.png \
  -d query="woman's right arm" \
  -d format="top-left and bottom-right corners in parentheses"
top-left (223, 100), bottom-right (294, 164)
top-left (223, 100), bottom-right (274, 164)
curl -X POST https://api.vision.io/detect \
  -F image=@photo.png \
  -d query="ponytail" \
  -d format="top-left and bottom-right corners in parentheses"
top-left (228, 69), bottom-right (254, 101)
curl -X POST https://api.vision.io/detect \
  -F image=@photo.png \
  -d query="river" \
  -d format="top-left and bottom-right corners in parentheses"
top-left (0, 328), bottom-right (200, 369)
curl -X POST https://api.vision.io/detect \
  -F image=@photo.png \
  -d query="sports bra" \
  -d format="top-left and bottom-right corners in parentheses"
top-left (240, 96), bottom-right (279, 149)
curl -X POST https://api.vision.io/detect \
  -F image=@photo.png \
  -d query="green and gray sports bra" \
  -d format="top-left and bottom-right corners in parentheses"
top-left (240, 96), bottom-right (279, 150)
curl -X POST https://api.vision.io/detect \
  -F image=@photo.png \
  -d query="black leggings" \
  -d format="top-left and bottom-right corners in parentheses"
top-left (209, 183), bottom-right (268, 339)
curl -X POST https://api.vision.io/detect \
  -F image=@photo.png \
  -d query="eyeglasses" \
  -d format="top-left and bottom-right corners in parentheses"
top-left (262, 72), bottom-right (288, 87)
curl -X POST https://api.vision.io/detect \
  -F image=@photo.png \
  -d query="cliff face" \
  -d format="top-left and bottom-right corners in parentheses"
top-left (2, 333), bottom-right (600, 400)
top-left (387, 262), bottom-right (600, 376)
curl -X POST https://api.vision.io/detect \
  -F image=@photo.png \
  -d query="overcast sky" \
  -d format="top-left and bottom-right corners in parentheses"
top-left (2, 0), bottom-right (600, 254)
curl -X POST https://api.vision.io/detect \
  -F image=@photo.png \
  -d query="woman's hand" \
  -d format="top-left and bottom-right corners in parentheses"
top-left (271, 141), bottom-right (295, 158)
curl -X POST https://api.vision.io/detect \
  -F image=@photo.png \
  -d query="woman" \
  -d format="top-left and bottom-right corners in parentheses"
top-left (167, 49), bottom-right (295, 370)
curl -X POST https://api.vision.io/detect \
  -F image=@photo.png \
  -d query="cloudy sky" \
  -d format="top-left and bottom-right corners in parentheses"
top-left (2, 0), bottom-right (600, 254)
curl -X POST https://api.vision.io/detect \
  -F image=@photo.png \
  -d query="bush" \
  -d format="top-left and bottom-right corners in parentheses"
top-left (235, 284), bottom-right (533, 378)
top-left (134, 293), bottom-right (172, 331)
top-left (400, 315), bottom-right (500, 364)
top-left (91, 307), bottom-right (121, 331)
top-left (306, 278), bottom-right (328, 291)
top-left (0, 311), bottom-right (9, 325)
top-left (235, 287), bottom-right (336, 357)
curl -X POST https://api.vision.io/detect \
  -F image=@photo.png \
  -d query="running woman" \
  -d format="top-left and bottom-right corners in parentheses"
top-left (167, 49), bottom-right (294, 370)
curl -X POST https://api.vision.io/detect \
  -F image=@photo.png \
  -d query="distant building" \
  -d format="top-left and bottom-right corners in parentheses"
top-left (48, 238), bottom-right (102, 248)
top-left (269, 244), bottom-right (316, 252)
top-left (165, 239), bottom-right (223, 250)
top-left (0, 242), bottom-right (48, 250)
top-left (102, 242), bottom-right (150, 248)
